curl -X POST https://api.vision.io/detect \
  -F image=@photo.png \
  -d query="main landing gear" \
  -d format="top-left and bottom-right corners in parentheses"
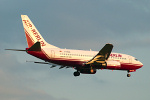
top-left (74, 71), bottom-right (80, 76)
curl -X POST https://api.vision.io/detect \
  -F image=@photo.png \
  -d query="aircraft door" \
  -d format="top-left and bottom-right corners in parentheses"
top-left (128, 56), bottom-right (132, 63)
top-left (51, 50), bottom-right (55, 58)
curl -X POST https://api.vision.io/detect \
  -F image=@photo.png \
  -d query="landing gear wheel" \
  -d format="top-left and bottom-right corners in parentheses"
top-left (73, 71), bottom-right (80, 76)
top-left (127, 73), bottom-right (131, 77)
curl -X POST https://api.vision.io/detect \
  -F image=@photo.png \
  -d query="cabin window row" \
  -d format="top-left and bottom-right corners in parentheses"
top-left (60, 53), bottom-right (93, 57)
top-left (110, 57), bottom-right (126, 60)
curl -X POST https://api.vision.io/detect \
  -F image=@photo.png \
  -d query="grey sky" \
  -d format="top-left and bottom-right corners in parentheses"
top-left (0, 0), bottom-right (150, 100)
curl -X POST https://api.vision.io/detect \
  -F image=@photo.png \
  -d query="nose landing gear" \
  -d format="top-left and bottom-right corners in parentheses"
top-left (127, 71), bottom-right (131, 77)
top-left (127, 73), bottom-right (131, 77)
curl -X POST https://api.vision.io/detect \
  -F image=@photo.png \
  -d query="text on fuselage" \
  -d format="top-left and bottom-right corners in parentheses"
top-left (110, 54), bottom-right (122, 57)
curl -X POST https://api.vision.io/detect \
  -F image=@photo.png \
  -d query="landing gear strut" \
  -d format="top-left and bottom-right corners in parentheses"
top-left (127, 71), bottom-right (131, 77)
top-left (74, 71), bottom-right (80, 76)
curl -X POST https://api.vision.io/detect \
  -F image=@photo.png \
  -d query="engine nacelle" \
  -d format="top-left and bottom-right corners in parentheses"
top-left (80, 69), bottom-right (96, 74)
top-left (106, 60), bottom-right (121, 69)
top-left (92, 61), bottom-right (120, 69)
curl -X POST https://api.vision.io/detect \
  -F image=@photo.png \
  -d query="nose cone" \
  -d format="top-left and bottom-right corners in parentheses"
top-left (139, 61), bottom-right (143, 68)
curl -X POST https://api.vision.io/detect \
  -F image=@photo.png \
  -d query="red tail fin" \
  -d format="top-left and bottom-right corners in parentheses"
top-left (21, 15), bottom-right (59, 48)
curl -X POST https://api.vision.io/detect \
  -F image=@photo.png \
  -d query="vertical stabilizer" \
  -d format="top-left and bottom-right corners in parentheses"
top-left (21, 15), bottom-right (58, 48)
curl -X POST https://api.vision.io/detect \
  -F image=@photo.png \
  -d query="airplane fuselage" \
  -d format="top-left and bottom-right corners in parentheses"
top-left (27, 48), bottom-right (143, 72)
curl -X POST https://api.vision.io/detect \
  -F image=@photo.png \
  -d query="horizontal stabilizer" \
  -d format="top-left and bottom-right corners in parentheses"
top-left (28, 42), bottom-right (41, 51)
top-left (5, 49), bottom-right (26, 51)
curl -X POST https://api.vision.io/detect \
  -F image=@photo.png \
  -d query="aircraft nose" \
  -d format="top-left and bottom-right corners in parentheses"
top-left (139, 61), bottom-right (143, 68)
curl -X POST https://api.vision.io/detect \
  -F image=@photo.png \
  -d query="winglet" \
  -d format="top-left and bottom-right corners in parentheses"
top-left (99, 43), bottom-right (113, 60)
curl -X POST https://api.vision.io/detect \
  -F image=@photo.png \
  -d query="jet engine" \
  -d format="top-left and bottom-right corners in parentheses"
top-left (106, 60), bottom-right (121, 69)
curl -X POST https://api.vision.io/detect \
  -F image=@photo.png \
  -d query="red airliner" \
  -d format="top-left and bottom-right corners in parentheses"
top-left (6, 15), bottom-right (143, 77)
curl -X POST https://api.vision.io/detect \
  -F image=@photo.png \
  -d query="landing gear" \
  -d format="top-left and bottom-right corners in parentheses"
top-left (127, 71), bottom-right (131, 77)
top-left (127, 73), bottom-right (131, 77)
top-left (73, 71), bottom-right (80, 76)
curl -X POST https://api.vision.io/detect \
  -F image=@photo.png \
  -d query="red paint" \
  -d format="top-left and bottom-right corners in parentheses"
top-left (23, 20), bottom-right (46, 47)
top-left (27, 49), bottom-right (50, 61)
top-left (110, 54), bottom-right (122, 57)
top-left (24, 29), bottom-right (35, 48)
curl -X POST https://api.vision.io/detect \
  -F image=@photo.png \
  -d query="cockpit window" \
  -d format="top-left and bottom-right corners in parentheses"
top-left (135, 59), bottom-right (138, 61)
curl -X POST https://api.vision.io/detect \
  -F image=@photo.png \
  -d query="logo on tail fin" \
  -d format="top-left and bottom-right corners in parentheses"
top-left (22, 20), bottom-right (46, 47)
top-left (21, 15), bottom-right (59, 49)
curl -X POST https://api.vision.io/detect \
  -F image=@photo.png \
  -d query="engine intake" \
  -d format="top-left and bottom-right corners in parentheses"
top-left (106, 60), bottom-right (121, 69)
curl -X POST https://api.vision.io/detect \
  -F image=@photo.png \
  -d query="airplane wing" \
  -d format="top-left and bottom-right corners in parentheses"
top-left (86, 44), bottom-right (113, 65)
top-left (26, 61), bottom-right (71, 69)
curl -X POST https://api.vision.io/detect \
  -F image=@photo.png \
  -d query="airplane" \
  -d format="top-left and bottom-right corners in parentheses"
top-left (6, 15), bottom-right (143, 77)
